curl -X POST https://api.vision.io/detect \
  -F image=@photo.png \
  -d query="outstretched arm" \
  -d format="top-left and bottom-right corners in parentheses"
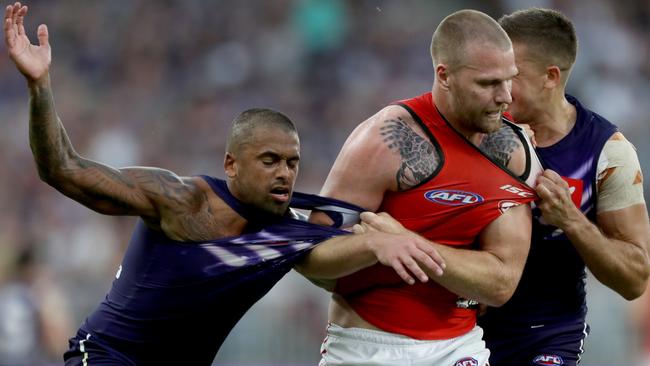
top-left (360, 207), bottom-right (532, 307)
top-left (5, 3), bottom-right (203, 223)
top-left (295, 219), bottom-right (445, 286)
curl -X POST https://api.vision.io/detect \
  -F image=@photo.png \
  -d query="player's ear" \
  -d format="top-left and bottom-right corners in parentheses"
top-left (224, 152), bottom-right (238, 178)
top-left (544, 65), bottom-right (562, 89)
top-left (436, 64), bottom-right (451, 90)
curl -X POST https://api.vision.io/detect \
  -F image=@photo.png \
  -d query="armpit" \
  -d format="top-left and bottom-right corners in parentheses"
top-left (597, 133), bottom-right (645, 213)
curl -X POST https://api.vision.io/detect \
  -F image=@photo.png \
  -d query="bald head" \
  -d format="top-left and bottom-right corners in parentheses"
top-left (226, 108), bottom-right (297, 155)
top-left (430, 9), bottom-right (512, 70)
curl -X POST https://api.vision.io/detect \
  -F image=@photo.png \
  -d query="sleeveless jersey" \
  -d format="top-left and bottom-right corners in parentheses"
top-left (479, 94), bottom-right (618, 330)
top-left (335, 92), bottom-right (537, 340)
top-left (78, 176), bottom-right (363, 365)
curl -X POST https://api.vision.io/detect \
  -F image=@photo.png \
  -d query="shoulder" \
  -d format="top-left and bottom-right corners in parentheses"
top-left (347, 105), bottom-right (421, 143)
top-left (596, 132), bottom-right (645, 212)
top-left (479, 121), bottom-right (527, 176)
top-left (599, 132), bottom-right (640, 169)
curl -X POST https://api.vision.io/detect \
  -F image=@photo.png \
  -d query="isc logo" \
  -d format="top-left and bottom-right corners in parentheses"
top-left (453, 357), bottom-right (478, 366)
top-left (533, 354), bottom-right (564, 365)
top-left (424, 190), bottom-right (484, 206)
top-left (500, 184), bottom-right (535, 197)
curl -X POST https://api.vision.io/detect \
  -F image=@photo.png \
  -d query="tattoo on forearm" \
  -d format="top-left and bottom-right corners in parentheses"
top-left (479, 125), bottom-right (519, 167)
top-left (380, 117), bottom-right (439, 191)
top-left (29, 86), bottom-right (69, 172)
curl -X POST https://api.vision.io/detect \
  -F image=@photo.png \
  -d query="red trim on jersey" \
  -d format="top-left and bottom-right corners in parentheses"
top-left (336, 92), bottom-right (536, 340)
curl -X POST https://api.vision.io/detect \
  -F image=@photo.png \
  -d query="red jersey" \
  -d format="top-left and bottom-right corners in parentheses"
top-left (335, 92), bottom-right (536, 340)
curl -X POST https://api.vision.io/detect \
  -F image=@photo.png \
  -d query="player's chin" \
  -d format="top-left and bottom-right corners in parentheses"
top-left (264, 199), bottom-right (292, 216)
top-left (481, 115), bottom-right (503, 133)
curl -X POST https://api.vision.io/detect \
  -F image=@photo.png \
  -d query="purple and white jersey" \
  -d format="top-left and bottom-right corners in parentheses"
top-left (77, 176), bottom-right (363, 365)
top-left (481, 95), bottom-right (618, 328)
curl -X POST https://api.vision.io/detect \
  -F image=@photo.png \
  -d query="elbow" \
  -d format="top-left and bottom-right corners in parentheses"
top-left (620, 283), bottom-right (646, 301)
top-left (488, 286), bottom-right (515, 308)
top-left (620, 274), bottom-right (649, 301)
top-left (481, 275), bottom-right (518, 307)
top-left (34, 151), bottom-right (79, 186)
top-left (36, 164), bottom-right (68, 188)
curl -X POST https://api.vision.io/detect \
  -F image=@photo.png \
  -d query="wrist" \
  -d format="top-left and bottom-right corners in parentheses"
top-left (362, 232), bottom-right (381, 263)
top-left (27, 74), bottom-right (51, 91)
top-left (560, 210), bottom-right (591, 236)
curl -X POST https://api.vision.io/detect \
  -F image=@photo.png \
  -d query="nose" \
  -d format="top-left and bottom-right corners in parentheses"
top-left (275, 161), bottom-right (291, 180)
top-left (495, 80), bottom-right (513, 106)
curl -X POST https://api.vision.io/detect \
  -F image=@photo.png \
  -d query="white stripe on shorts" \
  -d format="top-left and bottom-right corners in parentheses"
top-left (79, 333), bottom-right (91, 366)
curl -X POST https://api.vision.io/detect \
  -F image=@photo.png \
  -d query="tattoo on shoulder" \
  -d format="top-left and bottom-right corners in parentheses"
top-left (380, 117), bottom-right (439, 191)
top-left (479, 125), bottom-right (520, 167)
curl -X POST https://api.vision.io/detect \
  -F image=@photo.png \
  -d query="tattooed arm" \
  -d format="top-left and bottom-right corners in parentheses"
top-left (5, 4), bottom-right (204, 228)
top-left (316, 105), bottom-right (439, 212)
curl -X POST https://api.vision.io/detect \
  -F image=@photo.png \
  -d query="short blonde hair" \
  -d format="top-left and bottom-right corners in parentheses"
top-left (430, 9), bottom-right (512, 69)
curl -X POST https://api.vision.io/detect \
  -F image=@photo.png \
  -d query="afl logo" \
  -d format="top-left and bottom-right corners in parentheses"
top-left (454, 357), bottom-right (478, 366)
top-left (533, 354), bottom-right (564, 365)
top-left (498, 200), bottom-right (520, 213)
top-left (424, 190), bottom-right (483, 206)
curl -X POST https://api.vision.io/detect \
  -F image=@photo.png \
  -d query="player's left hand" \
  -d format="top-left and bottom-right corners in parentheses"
top-left (535, 169), bottom-right (581, 228)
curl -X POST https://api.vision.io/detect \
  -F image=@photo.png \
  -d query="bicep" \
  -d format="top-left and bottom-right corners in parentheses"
top-left (319, 120), bottom-right (399, 212)
top-left (597, 204), bottom-right (650, 252)
top-left (478, 204), bottom-right (532, 268)
top-left (56, 158), bottom-right (195, 218)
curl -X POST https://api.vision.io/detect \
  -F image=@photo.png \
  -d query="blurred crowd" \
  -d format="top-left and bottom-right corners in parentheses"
top-left (0, 0), bottom-right (648, 365)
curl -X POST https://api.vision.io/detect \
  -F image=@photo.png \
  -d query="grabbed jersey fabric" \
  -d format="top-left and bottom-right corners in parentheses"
top-left (335, 92), bottom-right (537, 340)
top-left (72, 176), bottom-right (363, 365)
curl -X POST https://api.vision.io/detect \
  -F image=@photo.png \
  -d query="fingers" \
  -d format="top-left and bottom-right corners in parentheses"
top-left (399, 257), bottom-right (428, 283)
top-left (16, 3), bottom-right (26, 36)
top-left (351, 224), bottom-right (365, 234)
top-left (361, 211), bottom-right (405, 234)
top-left (535, 181), bottom-right (553, 201)
top-left (4, 7), bottom-right (15, 49)
top-left (352, 223), bottom-right (375, 234)
top-left (4, 3), bottom-right (28, 51)
top-left (359, 211), bottom-right (378, 223)
top-left (535, 171), bottom-right (570, 201)
top-left (541, 169), bottom-right (567, 186)
top-left (389, 259), bottom-right (416, 285)
top-left (415, 238), bottom-right (445, 273)
top-left (37, 23), bottom-right (48, 47)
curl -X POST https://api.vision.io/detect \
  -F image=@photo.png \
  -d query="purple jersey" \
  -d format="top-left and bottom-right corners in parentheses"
top-left (479, 95), bottom-right (618, 365)
top-left (64, 176), bottom-right (362, 366)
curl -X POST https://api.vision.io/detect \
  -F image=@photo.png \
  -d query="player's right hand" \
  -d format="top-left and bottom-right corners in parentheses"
top-left (4, 2), bottom-right (51, 83)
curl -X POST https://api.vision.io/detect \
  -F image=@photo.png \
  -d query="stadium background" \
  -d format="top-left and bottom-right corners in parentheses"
top-left (0, 0), bottom-right (648, 365)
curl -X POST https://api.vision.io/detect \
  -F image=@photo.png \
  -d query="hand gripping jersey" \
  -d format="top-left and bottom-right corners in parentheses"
top-left (480, 95), bottom-right (618, 329)
top-left (335, 92), bottom-right (537, 340)
top-left (71, 176), bottom-right (362, 365)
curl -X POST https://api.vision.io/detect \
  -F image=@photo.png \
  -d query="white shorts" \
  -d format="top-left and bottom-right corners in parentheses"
top-left (319, 323), bottom-right (490, 366)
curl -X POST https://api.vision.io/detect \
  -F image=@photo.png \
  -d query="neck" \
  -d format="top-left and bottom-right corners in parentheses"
top-left (528, 93), bottom-right (576, 147)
